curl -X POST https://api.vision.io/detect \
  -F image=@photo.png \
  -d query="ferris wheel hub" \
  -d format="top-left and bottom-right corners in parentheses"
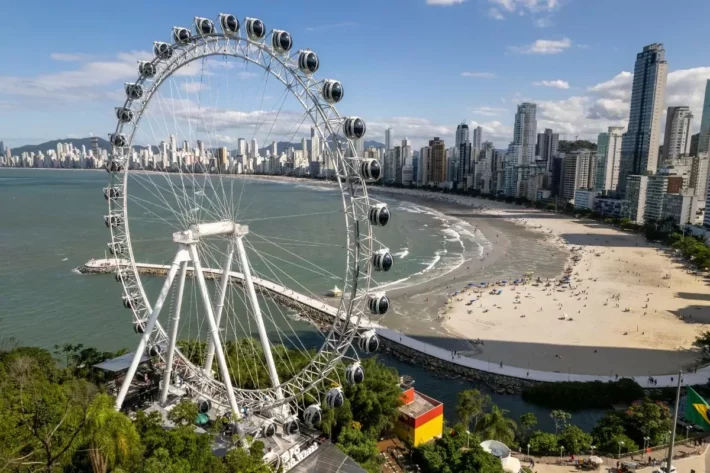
top-left (172, 220), bottom-right (248, 244)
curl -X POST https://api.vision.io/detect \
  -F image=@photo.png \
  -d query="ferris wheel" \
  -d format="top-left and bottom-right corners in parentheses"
top-left (103, 13), bottom-right (395, 440)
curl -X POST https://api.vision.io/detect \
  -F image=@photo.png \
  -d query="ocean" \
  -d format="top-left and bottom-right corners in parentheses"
top-left (0, 168), bottom-right (603, 430)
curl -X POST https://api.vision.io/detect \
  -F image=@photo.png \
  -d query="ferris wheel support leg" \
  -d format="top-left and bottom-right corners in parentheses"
top-left (203, 244), bottom-right (234, 377)
top-left (115, 247), bottom-right (189, 411)
top-left (188, 244), bottom-right (242, 420)
top-left (235, 235), bottom-right (283, 400)
top-left (160, 260), bottom-right (188, 405)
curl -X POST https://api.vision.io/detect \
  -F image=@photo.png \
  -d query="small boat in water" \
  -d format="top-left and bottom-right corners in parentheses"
top-left (325, 286), bottom-right (342, 297)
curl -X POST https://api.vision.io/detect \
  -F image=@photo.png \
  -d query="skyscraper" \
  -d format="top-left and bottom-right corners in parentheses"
top-left (472, 126), bottom-right (483, 152)
top-left (698, 80), bottom-right (710, 154)
top-left (662, 106), bottom-right (693, 162)
top-left (513, 103), bottom-right (537, 164)
top-left (310, 126), bottom-right (320, 162)
top-left (385, 127), bottom-right (392, 150)
top-left (595, 127), bottom-right (624, 192)
top-left (429, 137), bottom-right (446, 185)
top-left (536, 128), bottom-right (559, 169)
top-left (419, 146), bottom-right (431, 185)
top-left (455, 123), bottom-right (471, 185)
top-left (618, 43), bottom-right (668, 195)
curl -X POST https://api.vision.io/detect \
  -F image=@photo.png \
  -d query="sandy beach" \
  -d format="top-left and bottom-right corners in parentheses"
top-left (417, 195), bottom-right (710, 376)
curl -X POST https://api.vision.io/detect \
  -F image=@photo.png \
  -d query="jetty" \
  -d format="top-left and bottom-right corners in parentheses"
top-left (79, 259), bottom-right (710, 392)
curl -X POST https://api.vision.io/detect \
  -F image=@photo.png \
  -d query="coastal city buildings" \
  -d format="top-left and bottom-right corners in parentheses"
top-left (618, 43), bottom-right (668, 195)
top-left (513, 102), bottom-right (537, 165)
top-left (699, 80), bottom-right (710, 154)
top-left (662, 106), bottom-right (693, 163)
top-left (594, 127), bottom-right (624, 192)
top-left (536, 128), bottom-right (559, 171)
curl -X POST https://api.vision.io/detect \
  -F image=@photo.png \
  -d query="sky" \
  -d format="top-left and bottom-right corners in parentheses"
top-left (1, 0), bottom-right (710, 150)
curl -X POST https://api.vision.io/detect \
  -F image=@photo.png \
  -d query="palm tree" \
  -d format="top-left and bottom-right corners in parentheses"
top-left (456, 389), bottom-right (491, 432)
top-left (85, 394), bottom-right (142, 473)
top-left (475, 405), bottom-right (517, 445)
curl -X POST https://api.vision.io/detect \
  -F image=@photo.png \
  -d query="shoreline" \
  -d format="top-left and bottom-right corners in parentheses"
top-left (8, 168), bottom-right (706, 376)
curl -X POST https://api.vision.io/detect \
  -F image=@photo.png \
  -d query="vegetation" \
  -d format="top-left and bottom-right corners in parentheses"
top-left (412, 427), bottom-right (505, 473)
top-left (0, 341), bottom-right (401, 473)
top-left (522, 379), bottom-right (645, 410)
top-left (456, 389), bottom-right (491, 432)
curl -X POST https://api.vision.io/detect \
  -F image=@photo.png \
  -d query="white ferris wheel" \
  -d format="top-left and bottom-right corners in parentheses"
top-left (103, 12), bottom-right (394, 443)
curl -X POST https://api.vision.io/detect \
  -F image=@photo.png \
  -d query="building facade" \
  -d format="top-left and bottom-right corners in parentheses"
top-left (595, 127), bottom-right (624, 192)
top-left (662, 106), bottom-right (693, 163)
top-left (536, 128), bottom-right (559, 170)
top-left (699, 80), bottom-right (710, 154)
top-left (618, 43), bottom-right (668, 195)
top-left (513, 103), bottom-right (537, 165)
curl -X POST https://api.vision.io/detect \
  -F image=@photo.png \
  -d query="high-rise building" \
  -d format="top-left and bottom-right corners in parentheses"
top-left (455, 123), bottom-right (471, 185)
top-left (698, 80), bottom-right (710, 154)
top-left (691, 153), bottom-right (710, 199)
top-left (419, 146), bottom-right (431, 186)
top-left (594, 127), bottom-right (624, 192)
top-left (472, 126), bottom-right (483, 152)
top-left (618, 43), bottom-right (668, 194)
top-left (0, 141), bottom-right (4, 156)
top-left (91, 137), bottom-right (99, 159)
top-left (197, 140), bottom-right (205, 158)
top-left (561, 150), bottom-right (596, 201)
top-left (690, 133), bottom-right (700, 157)
top-left (626, 175), bottom-right (649, 224)
top-left (217, 147), bottom-right (229, 171)
top-left (429, 137), bottom-right (446, 185)
top-left (385, 127), bottom-right (392, 150)
top-left (237, 138), bottom-right (246, 157)
top-left (662, 106), bottom-right (693, 162)
top-left (310, 126), bottom-right (320, 162)
top-left (513, 103), bottom-right (537, 165)
top-left (536, 128), bottom-right (559, 168)
top-left (250, 138), bottom-right (259, 158)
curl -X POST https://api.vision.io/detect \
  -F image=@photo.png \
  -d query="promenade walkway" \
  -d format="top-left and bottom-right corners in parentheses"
top-left (86, 259), bottom-right (710, 388)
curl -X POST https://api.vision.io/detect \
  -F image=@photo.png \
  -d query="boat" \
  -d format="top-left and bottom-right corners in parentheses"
top-left (325, 286), bottom-right (342, 297)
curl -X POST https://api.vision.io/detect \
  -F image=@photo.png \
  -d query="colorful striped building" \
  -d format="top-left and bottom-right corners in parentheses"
top-left (394, 383), bottom-right (444, 446)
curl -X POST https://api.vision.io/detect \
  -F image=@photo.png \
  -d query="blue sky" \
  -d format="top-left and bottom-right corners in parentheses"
top-left (1, 0), bottom-right (709, 149)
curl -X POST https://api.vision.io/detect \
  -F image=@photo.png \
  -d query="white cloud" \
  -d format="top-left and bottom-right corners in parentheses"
top-left (461, 71), bottom-right (496, 79)
top-left (181, 83), bottom-right (210, 94)
top-left (532, 79), bottom-right (570, 89)
top-left (472, 106), bottom-right (507, 116)
top-left (510, 38), bottom-right (572, 55)
top-left (488, 0), bottom-right (561, 21)
top-left (469, 119), bottom-right (514, 143)
top-left (50, 53), bottom-right (91, 62)
top-left (426, 0), bottom-right (466, 4)
top-left (489, 8), bottom-right (506, 19)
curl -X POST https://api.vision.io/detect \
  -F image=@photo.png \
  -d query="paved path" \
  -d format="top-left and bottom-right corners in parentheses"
top-left (86, 259), bottom-right (710, 387)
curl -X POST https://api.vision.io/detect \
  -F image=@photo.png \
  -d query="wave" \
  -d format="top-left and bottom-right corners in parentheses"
top-left (71, 268), bottom-right (82, 275)
top-left (392, 248), bottom-right (409, 259)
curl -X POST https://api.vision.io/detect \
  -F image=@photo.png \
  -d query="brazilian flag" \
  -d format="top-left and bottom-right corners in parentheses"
top-left (686, 387), bottom-right (710, 431)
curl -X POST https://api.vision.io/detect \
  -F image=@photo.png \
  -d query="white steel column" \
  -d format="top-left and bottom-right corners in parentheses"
top-left (203, 244), bottom-right (234, 376)
top-left (160, 260), bottom-right (188, 405)
top-left (115, 247), bottom-right (189, 410)
top-left (235, 235), bottom-right (282, 397)
top-left (188, 244), bottom-right (241, 420)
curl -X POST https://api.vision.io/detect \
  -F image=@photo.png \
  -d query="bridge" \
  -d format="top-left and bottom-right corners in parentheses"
top-left (81, 258), bottom-right (710, 389)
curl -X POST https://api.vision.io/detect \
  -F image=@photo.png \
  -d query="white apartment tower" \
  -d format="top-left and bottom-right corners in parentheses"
top-left (472, 126), bottom-right (483, 152)
top-left (594, 127), bottom-right (624, 192)
top-left (513, 103), bottom-right (537, 165)
top-left (385, 127), bottom-right (392, 150)
top-left (662, 106), bottom-right (693, 162)
top-left (618, 43), bottom-right (668, 195)
top-left (698, 80), bottom-right (710, 154)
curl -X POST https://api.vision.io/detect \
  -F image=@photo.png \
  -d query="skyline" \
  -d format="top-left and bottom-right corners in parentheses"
top-left (1, 0), bottom-right (710, 149)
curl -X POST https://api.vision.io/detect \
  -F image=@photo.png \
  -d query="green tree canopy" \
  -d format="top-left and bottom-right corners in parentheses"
top-left (475, 406), bottom-right (517, 445)
top-left (456, 389), bottom-right (491, 432)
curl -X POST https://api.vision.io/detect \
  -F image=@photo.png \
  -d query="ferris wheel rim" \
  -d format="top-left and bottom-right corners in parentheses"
top-left (105, 23), bottom-right (376, 412)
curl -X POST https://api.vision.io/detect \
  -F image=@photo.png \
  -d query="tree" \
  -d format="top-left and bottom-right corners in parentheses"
top-left (344, 357), bottom-right (402, 437)
top-left (2, 352), bottom-right (96, 473)
top-left (550, 410), bottom-right (572, 434)
top-left (475, 405), bottom-right (517, 445)
top-left (527, 431), bottom-right (558, 455)
top-left (518, 412), bottom-right (538, 443)
top-left (456, 389), bottom-right (491, 432)
top-left (457, 447), bottom-right (506, 473)
top-left (624, 398), bottom-right (671, 447)
top-left (168, 400), bottom-right (199, 426)
top-left (223, 441), bottom-right (271, 473)
top-left (84, 394), bottom-right (141, 473)
top-left (558, 425), bottom-right (593, 454)
top-left (336, 426), bottom-right (381, 473)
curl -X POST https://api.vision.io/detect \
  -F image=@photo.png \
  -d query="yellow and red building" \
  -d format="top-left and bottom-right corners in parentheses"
top-left (394, 384), bottom-right (443, 446)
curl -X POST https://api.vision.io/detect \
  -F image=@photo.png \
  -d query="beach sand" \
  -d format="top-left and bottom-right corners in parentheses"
top-left (439, 205), bottom-right (710, 376)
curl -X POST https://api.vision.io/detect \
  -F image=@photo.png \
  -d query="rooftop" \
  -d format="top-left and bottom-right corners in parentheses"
top-left (398, 390), bottom-right (440, 419)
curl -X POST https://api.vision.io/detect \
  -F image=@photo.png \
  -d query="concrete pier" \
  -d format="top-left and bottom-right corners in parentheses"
top-left (79, 259), bottom-right (710, 392)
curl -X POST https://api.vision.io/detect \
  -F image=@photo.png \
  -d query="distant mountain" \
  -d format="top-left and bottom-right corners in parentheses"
top-left (364, 140), bottom-right (385, 149)
top-left (11, 137), bottom-right (112, 156)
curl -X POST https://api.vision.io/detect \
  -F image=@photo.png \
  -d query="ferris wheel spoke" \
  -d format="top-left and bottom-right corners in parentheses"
top-left (248, 231), bottom-right (340, 280)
